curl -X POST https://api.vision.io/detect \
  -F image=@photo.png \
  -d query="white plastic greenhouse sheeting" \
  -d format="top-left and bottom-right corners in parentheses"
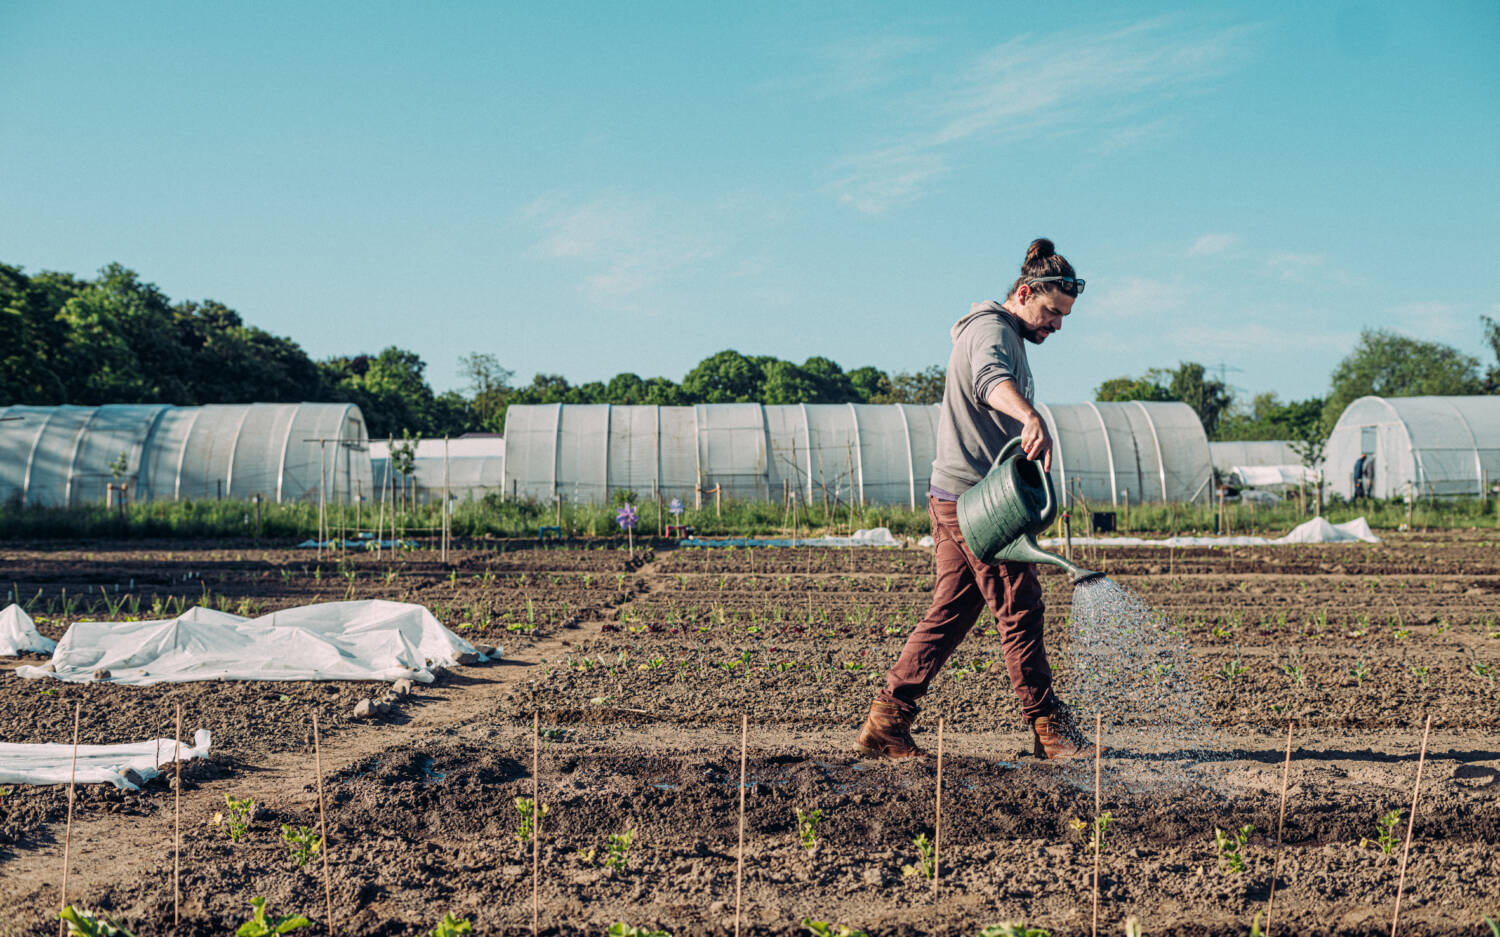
top-left (370, 436), bottom-right (505, 503)
top-left (1229, 465), bottom-right (1318, 488)
top-left (1036, 401), bottom-right (1213, 506)
top-left (1324, 396), bottom-right (1500, 499)
top-left (1209, 441), bottom-right (1302, 473)
top-left (501, 401), bottom-right (1213, 507)
top-left (0, 729), bottom-right (212, 789)
top-left (0, 604), bottom-right (56, 655)
top-left (0, 403), bottom-right (372, 506)
top-left (1038, 516), bottom-right (1379, 548)
top-left (16, 600), bottom-right (486, 686)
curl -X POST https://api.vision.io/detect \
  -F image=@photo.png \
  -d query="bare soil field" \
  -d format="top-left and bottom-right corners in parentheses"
top-left (1, 533), bottom-right (1498, 936)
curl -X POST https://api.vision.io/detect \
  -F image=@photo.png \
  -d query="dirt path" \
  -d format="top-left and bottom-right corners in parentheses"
top-left (0, 553), bottom-right (666, 932)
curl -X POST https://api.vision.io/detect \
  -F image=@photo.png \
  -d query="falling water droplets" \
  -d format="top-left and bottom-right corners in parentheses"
top-left (1061, 576), bottom-right (1222, 789)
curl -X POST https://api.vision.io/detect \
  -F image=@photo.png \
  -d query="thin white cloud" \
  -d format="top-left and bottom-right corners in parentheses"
top-left (1189, 233), bottom-right (1239, 256)
top-left (523, 193), bottom-right (723, 305)
top-left (828, 17), bottom-right (1256, 213)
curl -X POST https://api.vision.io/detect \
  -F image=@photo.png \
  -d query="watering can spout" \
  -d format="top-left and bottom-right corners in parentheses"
top-left (956, 436), bottom-right (1108, 584)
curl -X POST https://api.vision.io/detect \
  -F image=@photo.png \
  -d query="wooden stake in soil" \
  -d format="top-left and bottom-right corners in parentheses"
top-left (174, 703), bottom-right (183, 927)
top-left (932, 718), bottom-right (944, 896)
top-left (58, 701), bottom-right (81, 937)
top-left (1091, 712), bottom-right (1102, 937)
top-left (733, 714), bottom-right (748, 937)
top-left (532, 712), bottom-right (540, 937)
top-left (312, 712), bottom-right (335, 935)
top-left (1265, 720), bottom-right (1295, 937)
top-left (1390, 713), bottom-right (1433, 937)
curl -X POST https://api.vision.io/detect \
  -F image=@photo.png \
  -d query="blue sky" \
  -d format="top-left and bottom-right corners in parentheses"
top-left (2, 1), bottom-right (1497, 404)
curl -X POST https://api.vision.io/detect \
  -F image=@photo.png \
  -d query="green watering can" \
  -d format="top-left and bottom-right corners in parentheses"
top-left (956, 437), bottom-right (1103, 584)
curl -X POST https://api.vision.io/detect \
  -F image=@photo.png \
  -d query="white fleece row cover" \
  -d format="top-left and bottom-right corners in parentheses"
top-left (15, 600), bottom-right (487, 686)
top-left (1037, 516), bottom-right (1380, 549)
top-left (0, 729), bottom-right (212, 789)
top-left (0, 604), bottom-right (56, 655)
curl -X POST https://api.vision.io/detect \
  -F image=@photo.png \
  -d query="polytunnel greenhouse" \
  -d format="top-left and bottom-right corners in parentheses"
top-left (1324, 395), bottom-right (1500, 499)
top-left (370, 436), bottom-right (506, 503)
top-left (0, 403), bottom-right (371, 507)
top-left (500, 402), bottom-right (1213, 508)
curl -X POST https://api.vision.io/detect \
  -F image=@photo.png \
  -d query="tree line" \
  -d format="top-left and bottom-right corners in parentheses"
top-left (5, 261), bottom-right (1497, 446)
top-left (0, 262), bottom-right (943, 439)
top-left (1096, 320), bottom-right (1500, 451)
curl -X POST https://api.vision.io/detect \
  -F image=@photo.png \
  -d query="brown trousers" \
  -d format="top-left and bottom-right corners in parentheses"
top-left (877, 496), bottom-right (1057, 722)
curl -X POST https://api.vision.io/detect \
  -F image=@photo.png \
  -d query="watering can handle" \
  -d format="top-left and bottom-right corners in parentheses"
top-left (993, 436), bottom-right (1056, 525)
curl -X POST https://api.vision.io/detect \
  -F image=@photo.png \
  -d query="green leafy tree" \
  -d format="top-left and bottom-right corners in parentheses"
top-left (1323, 328), bottom-right (1484, 426)
top-left (1481, 314), bottom-right (1500, 392)
top-left (1165, 362), bottom-right (1234, 439)
top-left (846, 365), bottom-right (892, 402)
top-left (872, 365), bottom-right (945, 404)
top-left (1217, 393), bottom-right (1324, 442)
top-left (1095, 375), bottom-right (1173, 402)
top-left (681, 350), bottom-right (765, 403)
top-left (460, 352), bottom-right (514, 432)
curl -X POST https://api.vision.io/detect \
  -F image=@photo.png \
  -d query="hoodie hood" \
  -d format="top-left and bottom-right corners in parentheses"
top-left (951, 300), bottom-right (1018, 342)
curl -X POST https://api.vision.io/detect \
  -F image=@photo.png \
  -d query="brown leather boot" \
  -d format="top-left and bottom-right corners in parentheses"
top-left (1030, 707), bottom-right (1109, 760)
top-left (854, 701), bottom-right (928, 759)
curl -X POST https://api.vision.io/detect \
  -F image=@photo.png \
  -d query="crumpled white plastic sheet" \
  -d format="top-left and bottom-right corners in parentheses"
top-left (0, 729), bottom-right (212, 789)
top-left (1039, 516), bottom-right (1380, 548)
top-left (0, 604), bottom-right (56, 655)
top-left (16, 599), bottom-right (488, 686)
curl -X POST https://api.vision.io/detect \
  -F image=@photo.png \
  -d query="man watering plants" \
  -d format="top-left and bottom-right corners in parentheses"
top-left (855, 237), bottom-right (1103, 761)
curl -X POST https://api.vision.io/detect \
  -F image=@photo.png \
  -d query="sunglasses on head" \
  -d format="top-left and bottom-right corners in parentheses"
top-left (1026, 275), bottom-right (1085, 295)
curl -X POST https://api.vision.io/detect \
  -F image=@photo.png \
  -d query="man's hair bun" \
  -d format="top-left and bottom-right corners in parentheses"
top-left (1026, 238), bottom-right (1056, 264)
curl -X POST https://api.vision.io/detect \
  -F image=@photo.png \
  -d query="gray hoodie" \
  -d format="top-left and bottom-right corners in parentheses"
top-left (928, 300), bottom-right (1034, 497)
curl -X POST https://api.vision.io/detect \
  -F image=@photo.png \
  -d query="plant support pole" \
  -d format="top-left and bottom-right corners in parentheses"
top-left (58, 701), bottom-right (81, 937)
top-left (313, 712), bottom-right (335, 934)
top-left (1390, 713), bottom-right (1432, 937)
top-left (532, 712), bottom-right (541, 937)
top-left (1091, 712), bottom-right (1102, 937)
top-left (1266, 720), bottom-right (1294, 937)
top-left (733, 714), bottom-right (748, 937)
top-left (174, 702), bottom-right (183, 927)
top-left (933, 717), bottom-right (944, 896)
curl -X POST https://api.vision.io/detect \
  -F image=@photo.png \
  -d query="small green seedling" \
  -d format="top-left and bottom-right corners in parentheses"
top-left (1070, 812), bottom-right (1113, 851)
top-left (1280, 661), bottom-right (1305, 686)
top-left (1218, 656), bottom-right (1247, 685)
top-left (514, 796), bottom-right (548, 845)
top-left (977, 924), bottom-right (1052, 937)
top-left (234, 897), bottom-right (312, 936)
top-left (606, 829), bottom-right (635, 870)
top-left (1371, 809), bottom-right (1402, 855)
top-left (801, 920), bottom-right (869, 937)
top-left (1213, 824), bottom-right (1253, 874)
top-left (59, 906), bottom-right (138, 937)
top-left (1122, 917), bottom-right (1142, 937)
top-left (1349, 660), bottom-right (1369, 685)
top-left (279, 823), bottom-right (322, 868)
top-left (901, 832), bottom-right (936, 879)
top-left (1408, 665), bottom-right (1430, 686)
top-left (607, 926), bottom-right (670, 937)
top-left (1482, 912), bottom-right (1499, 937)
top-left (427, 913), bottom-right (473, 937)
top-left (218, 794), bottom-right (255, 842)
top-left (795, 807), bottom-right (824, 851)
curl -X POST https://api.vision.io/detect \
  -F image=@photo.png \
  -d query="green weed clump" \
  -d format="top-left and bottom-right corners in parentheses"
top-left (606, 829), bottom-right (636, 870)
top-left (217, 794), bottom-right (255, 842)
top-left (59, 906), bottom-right (137, 937)
top-left (279, 823), bottom-right (322, 868)
top-left (977, 925), bottom-right (1051, 937)
top-left (1213, 824), bottom-right (1254, 874)
top-left (795, 807), bottom-right (824, 851)
top-left (608, 924), bottom-right (670, 937)
top-left (802, 921), bottom-right (869, 937)
top-left (234, 897), bottom-right (311, 936)
top-left (427, 913), bottom-right (473, 937)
